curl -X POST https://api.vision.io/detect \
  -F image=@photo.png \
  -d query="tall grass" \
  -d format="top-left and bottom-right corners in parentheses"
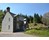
top-left (25, 23), bottom-right (49, 37)
top-left (25, 29), bottom-right (49, 37)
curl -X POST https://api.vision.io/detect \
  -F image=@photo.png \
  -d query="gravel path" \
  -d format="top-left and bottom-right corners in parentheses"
top-left (0, 32), bottom-right (36, 37)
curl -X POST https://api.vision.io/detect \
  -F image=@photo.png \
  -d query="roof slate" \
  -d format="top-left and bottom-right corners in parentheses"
top-left (10, 12), bottom-right (16, 18)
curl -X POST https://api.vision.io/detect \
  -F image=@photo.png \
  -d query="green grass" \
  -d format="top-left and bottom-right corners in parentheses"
top-left (25, 23), bottom-right (49, 37)
top-left (25, 29), bottom-right (49, 37)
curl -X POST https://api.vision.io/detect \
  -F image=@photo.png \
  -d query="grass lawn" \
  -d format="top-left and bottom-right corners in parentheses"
top-left (25, 29), bottom-right (49, 37)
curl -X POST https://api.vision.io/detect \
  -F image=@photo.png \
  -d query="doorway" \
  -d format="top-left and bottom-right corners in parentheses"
top-left (16, 20), bottom-right (24, 32)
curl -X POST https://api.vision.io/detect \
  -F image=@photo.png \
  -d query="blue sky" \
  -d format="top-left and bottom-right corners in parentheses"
top-left (0, 3), bottom-right (49, 16)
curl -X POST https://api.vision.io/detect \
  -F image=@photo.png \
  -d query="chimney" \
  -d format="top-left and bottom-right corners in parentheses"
top-left (6, 7), bottom-right (10, 12)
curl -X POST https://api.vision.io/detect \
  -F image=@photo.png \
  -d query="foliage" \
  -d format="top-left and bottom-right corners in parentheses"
top-left (42, 12), bottom-right (49, 25)
top-left (29, 16), bottom-right (33, 23)
top-left (25, 29), bottom-right (49, 36)
top-left (0, 10), bottom-right (3, 25)
top-left (0, 10), bottom-right (4, 31)
top-left (28, 23), bottom-right (46, 30)
top-left (16, 14), bottom-right (33, 23)
top-left (33, 13), bottom-right (42, 24)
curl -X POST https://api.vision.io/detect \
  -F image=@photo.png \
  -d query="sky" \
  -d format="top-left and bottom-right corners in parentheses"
top-left (0, 3), bottom-right (49, 16)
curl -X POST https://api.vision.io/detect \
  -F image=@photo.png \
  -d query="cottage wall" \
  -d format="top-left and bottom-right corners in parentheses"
top-left (2, 12), bottom-right (13, 32)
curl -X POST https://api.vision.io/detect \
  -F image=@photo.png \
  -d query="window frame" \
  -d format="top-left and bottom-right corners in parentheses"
top-left (9, 18), bottom-right (10, 21)
top-left (8, 25), bottom-right (10, 30)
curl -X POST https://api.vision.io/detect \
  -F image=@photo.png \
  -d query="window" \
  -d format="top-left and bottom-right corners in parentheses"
top-left (8, 25), bottom-right (10, 29)
top-left (9, 18), bottom-right (10, 21)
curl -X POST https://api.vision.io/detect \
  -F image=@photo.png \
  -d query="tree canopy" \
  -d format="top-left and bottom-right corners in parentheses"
top-left (0, 10), bottom-right (4, 26)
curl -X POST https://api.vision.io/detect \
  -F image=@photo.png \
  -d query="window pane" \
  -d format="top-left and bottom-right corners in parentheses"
top-left (8, 25), bottom-right (10, 29)
top-left (9, 18), bottom-right (10, 21)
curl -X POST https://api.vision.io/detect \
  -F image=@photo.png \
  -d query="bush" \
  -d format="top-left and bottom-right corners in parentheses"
top-left (25, 29), bottom-right (49, 36)
top-left (34, 23), bottom-right (37, 26)
top-left (28, 23), bottom-right (47, 30)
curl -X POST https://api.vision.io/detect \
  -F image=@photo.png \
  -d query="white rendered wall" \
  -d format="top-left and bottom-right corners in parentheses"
top-left (2, 12), bottom-right (13, 32)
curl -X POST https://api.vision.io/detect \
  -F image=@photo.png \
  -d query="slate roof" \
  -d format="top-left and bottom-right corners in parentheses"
top-left (10, 12), bottom-right (16, 18)
top-left (2, 12), bottom-right (16, 21)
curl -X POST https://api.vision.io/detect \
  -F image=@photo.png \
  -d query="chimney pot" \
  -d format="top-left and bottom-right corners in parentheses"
top-left (6, 7), bottom-right (10, 12)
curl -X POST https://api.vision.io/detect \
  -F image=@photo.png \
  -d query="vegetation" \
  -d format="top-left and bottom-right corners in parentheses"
top-left (0, 10), bottom-right (4, 31)
top-left (25, 29), bottom-right (49, 37)
top-left (25, 13), bottom-right (49, 36)
top-left (27, 23), bottom-right (46, 29)
top-left (42, 12), bottom-right (49, 26)
top-left (33, 13), bottom-right (42, 24)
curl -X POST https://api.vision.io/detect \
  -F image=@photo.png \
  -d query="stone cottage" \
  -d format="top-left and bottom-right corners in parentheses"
top-left (16, 15), bottom-right (27, 31)
top-left (2, 7), bottom-right (27, 32)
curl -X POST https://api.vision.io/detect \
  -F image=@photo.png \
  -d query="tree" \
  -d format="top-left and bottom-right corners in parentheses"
top-left (40, 15), bottom-right (43, 23)
top-left (0, 10), bottom-right (4, 31)
top-left (29, 16), bottom-right (33, 23)
top-left (0, 10), bottom-right (4, 25)
top-left (42, 12), bottom-right (49, 25)
top-left (25, 15), bottom-right (30, 23)
top-left (33, 13), bottom-right (41, 24)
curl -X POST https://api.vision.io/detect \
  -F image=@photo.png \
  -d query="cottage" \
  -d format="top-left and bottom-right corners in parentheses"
top-left (16, 15), bottom-right (27, 31)
top-left (2, 7), bottom-right (27, 32)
